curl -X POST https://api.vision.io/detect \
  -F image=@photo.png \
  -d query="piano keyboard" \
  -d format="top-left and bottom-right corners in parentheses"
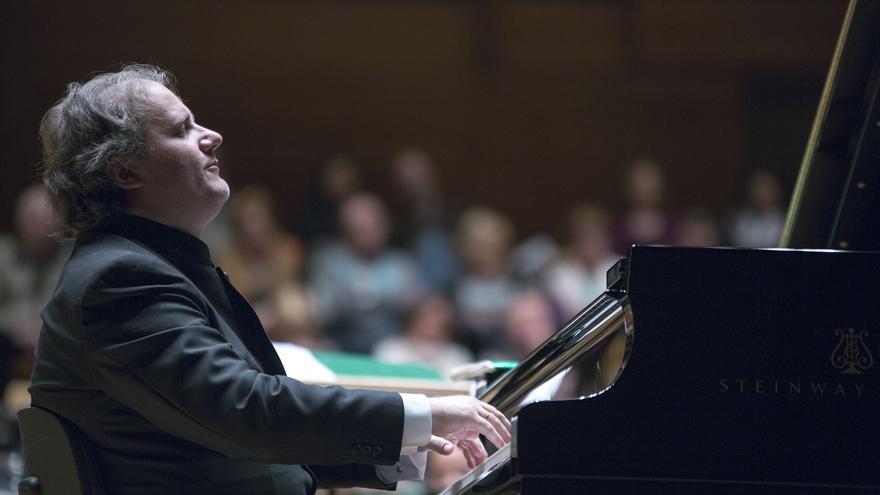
top-left (438, 443), bottom-right (511, 495)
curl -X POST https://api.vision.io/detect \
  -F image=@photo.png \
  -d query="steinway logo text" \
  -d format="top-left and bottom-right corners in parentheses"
top-left (719, 329), bottom-right (872, 399)
top-left (719, 379), bottom-right (865, 398)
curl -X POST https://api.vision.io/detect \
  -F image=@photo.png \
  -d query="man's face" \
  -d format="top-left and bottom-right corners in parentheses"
top-left (129, 82), bottom-right (228, 233)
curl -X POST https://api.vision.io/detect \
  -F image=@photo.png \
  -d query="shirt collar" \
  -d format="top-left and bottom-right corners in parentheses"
top-left (96, 214), bottom-right (214, 267)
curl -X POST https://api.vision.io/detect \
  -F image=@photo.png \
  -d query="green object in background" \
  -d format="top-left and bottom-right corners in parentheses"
top-left (312, 351), bottom-right (443, 379)
top-left (485, 360), bottom-right (518, 384)
top-left (489, 361), bottom-right (517, 371)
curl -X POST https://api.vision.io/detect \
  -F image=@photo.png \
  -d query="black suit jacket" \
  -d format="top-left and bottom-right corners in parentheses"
top-left (30, 215), bottom-right (404, 495)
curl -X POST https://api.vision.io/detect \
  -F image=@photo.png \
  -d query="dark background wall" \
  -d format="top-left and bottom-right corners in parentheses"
top-left (0, 0), bottom-right (846, 239)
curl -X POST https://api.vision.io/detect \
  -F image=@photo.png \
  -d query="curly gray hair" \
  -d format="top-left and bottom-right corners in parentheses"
top-left (39, 64), bottom-right (177, 238)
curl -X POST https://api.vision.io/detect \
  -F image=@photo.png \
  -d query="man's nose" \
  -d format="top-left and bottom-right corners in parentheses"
top-left (199, 128), bottom-right (223, 153)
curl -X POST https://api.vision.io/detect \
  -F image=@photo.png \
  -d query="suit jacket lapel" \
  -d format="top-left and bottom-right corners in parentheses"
top-left (215, 267), bottom-right (287, 376)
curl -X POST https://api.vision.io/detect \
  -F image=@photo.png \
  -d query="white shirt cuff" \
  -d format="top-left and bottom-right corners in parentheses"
top-left (375, 452), bottom-right (427, 483)
top-left (399, 393), bottom-right (431, 454)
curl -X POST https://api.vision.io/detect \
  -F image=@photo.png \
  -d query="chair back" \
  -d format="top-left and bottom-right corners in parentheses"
top-left (17, 407), bottom-right (104, 495)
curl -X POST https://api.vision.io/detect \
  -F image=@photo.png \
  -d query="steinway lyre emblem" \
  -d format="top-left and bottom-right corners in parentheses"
top-left (831, 328), bottom-right (874, 375)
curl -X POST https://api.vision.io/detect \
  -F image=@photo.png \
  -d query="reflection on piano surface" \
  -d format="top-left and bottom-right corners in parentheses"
top-left (444, 247), bottom-right (880, 494)
top-left (444, 1), bottom-right (880, 492)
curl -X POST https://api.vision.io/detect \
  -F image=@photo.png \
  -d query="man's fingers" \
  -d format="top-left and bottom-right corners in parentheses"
top-left (458, 438), bottom-right (478, 469)
top-left (474, 415), bottom-right (507, 450)
top-left (459, 442), bottom-right (477, 469)
top-left (485, 404), bottom-right (512, 432)
top-left (480, 407), bottom-right (512, 445)
top-left (420, 435), bottom-right (454, 455)
top-left (460, 436), bottom-right (488, 467)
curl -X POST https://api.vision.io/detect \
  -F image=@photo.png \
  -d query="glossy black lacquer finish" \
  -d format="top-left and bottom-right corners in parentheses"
top-left (514, 246), bottom-right (880, 493)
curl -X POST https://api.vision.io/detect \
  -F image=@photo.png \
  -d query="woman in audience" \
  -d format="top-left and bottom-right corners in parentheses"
top-left (612, 158), bottom-right (677, 253)
top-left (373, 295), bottom-right (473, 377)
top-left (543, 204), bottom-right (620, 319)
top-left (727, 169), bottom-right (786, 248)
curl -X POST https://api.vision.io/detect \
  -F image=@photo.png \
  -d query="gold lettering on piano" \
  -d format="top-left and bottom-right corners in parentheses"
top-left (719, 379), bottom-right (865, 398)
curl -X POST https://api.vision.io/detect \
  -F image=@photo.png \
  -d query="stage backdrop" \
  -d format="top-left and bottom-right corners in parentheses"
top-left (0, 0), bottom-right (845, 238)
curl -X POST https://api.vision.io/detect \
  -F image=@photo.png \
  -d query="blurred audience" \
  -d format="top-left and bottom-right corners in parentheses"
top-left (543, 204), bottom-right (620, 319)
top-left (451, 207), bottom-right (520, 357)
top-left (294, 154), bottom-right (362, 248)
top-left (612, 159), bottom-right (677, 253)
top-left (218, 186), bottom-right (304, 303)
top-left (373, 295), bottom-right (473, 377)
top-left (727, 169), bottom-right (785, 248)
top-left (0, 184), bottom-right (70, 396)
top-left (509, 234), bottom-right (558, 284)
top-left (267, 283), bottom-right (326, 349)
top-left (310, 193), bottom-right (424, 353)
top-left (676, 209), bottom-right (722, 247)
top-left (0, 152), bottom-right (790, 433)
top-left (215, 186), bottom-right (313, 344)
top-left (389, 147), bottom-right (460, 294)
top-left (498, 290), bottom-right (558, 360)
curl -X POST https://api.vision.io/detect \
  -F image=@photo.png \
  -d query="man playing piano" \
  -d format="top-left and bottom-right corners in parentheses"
top-left (29, 64), bottom-right (510, 495)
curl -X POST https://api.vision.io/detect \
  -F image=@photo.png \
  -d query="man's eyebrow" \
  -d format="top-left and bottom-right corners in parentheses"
top-left (169, 112), bottom-right (194, 128)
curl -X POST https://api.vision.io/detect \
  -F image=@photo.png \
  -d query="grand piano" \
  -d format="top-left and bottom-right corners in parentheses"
top-left (443, 1), bottom-right (880, 493)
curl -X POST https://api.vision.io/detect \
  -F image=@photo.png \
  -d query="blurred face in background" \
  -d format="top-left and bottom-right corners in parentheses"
top-left (322, 155), bottom-right (360, 201)
top-left (676, 210), bottom-right (720, 247)
top-left (625, 159), bottom-right (665, 208)
top-left (406, 296), bottom-right (455, 343)
top-left (234, 196), bottom-right (276, 256)
top-left (392, 147), bottom-right (436, 201)
top-left (457, 208), bottom-right (512, 278)
top-left (748, 170), bottom-right (782, 212)
top-left (15, 185), bottom-right (57, 256)
top-left (505, 291), bottom-right (556, 357)
top-left (340, 193), bottom-right (389, 257)
top-left (461, 229), bottom-right (507, 277)
top-left (569, 205), bottom-right (613, 265)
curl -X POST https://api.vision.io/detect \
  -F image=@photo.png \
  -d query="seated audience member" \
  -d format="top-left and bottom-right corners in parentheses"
top-left (0, 184), bottom-right (70, 395)
top-left (676, 208), bottom-right (722, 247)
top-left (216, 185), bottom-right (303, 304)
top-left (294, 154), bottom-right (361, 248)
top-left (451, 207), bottom-right (520, 357)
top-left (30, 64), bottom-right (510, 494)
top-left (267, 283), bottom-right (327, 349)
top-left (543, 204), bottom-right (620, 319)
top-left (310, 193), bottom-right (425, 354)
top-left (374, 295), bottom-right (474, 377)
top-left (727, 169), bottom-right (786, 248)
top-left (389, 147), bottom-right (460, 293)
top-left (215, 186), bottom-right (310, 345)
top-left (497, 290), bottom-right (558, 361)
top-left (612, 158), bottom-right (677, 253)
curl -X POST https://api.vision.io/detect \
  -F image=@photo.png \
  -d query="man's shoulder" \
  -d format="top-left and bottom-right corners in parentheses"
top-left (64, 231), bottom-right (181, 286)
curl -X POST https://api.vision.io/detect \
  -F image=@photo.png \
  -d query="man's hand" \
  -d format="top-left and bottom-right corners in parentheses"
top-left (422, 396), bottom-right (512, 469)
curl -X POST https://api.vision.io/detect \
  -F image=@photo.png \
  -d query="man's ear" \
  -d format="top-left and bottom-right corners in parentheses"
top-left (104, 160), bottom-right (144, 190)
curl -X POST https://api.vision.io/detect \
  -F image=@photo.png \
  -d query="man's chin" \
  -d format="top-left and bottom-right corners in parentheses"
top-left (212, 179), bottom-right (231, 202)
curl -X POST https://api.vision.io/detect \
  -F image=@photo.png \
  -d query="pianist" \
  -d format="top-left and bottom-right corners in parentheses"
top-left (28, 64), bottom-right (510, 495)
